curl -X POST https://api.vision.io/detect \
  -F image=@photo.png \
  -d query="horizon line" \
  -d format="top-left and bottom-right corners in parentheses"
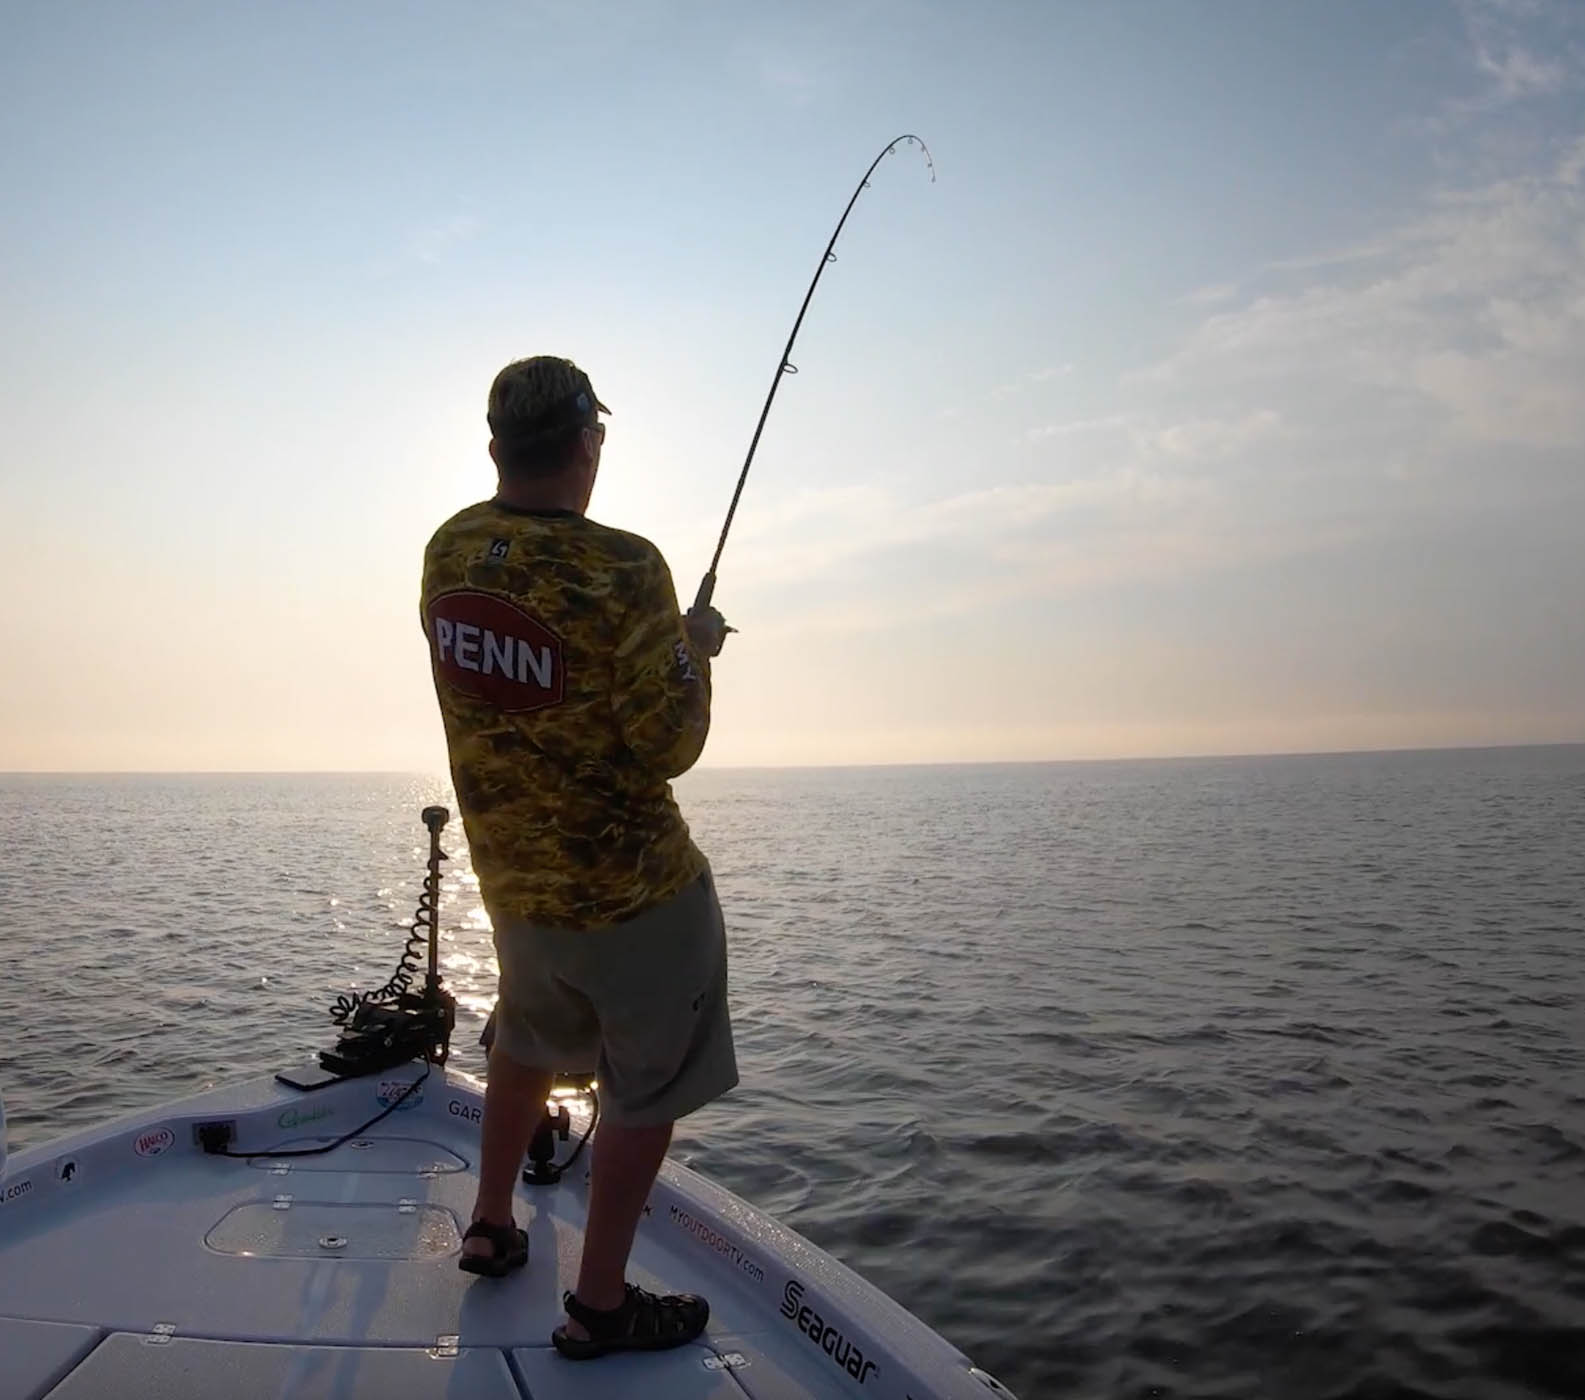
top-left (3, 738), bottom-right (1582, 779)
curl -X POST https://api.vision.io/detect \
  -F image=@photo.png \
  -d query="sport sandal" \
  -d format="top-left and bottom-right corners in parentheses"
top-left (552, 1282), bottom-right (711, 1360)
top-left (457, 1219), bottom-right (528, 1277)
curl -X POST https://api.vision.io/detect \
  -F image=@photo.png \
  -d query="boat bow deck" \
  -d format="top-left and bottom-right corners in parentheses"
top-left (0, 1066), bottom-right (1014, 1400)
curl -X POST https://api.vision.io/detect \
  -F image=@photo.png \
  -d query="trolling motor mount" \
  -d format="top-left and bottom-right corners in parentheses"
top-left (477, 1009), bottom-right (598, 1185)
top-left (318, 806), bottom-right (458, 1079)
top-left (524, 1102), bottom-right (572, 1185)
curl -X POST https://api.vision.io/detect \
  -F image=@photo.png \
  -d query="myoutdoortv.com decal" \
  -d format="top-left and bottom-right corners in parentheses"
top-left (668, 1204), bottom-right (766, 1283)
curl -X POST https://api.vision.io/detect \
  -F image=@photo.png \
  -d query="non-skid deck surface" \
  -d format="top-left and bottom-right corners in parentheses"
top-left (0, 1071), bottom-right (1008, 1399)
top-left (0, 1121), bottom-right (840, 1399)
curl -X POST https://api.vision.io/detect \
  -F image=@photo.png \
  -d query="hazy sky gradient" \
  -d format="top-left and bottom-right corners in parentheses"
top-left (3, 0), bottom-right (1582, 770)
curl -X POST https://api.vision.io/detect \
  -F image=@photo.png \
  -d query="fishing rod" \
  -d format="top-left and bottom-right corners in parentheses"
top-left (692, 133), bottom-right (935, 615)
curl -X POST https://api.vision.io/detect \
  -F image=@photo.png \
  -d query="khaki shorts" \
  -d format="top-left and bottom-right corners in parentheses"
top-left (489, 869), bottom-right (738, 1126)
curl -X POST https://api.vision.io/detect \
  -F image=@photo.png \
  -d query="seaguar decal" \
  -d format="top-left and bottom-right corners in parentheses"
top-left (780, 1280), bottom-right (878, 1385)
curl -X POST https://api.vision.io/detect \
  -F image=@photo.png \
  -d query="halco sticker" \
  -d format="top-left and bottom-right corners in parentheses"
top-left (134, 1127), bottom-right (176, 1158)
top-left (376, 1080), bottom-right (424, 1111)
top-left (426, 590), bottom-right (565, 714)
top-left (780, 1280), bottom-right (878, 1385)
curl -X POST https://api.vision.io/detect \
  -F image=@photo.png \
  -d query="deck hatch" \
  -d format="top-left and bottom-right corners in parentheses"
top-left (41, 1334), bottom-right (520, 1399)
top-left (205, 1200), bottom-right (458, 1260)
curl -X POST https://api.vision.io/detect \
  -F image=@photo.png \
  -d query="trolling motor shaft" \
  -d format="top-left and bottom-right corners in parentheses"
top-left (319, 806), bottom-right (457, 1078)
top-left (420, 805), bottom-right (448, 995)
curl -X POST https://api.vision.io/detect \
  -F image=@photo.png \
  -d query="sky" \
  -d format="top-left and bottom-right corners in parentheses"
top-left (2, 0), bottom-right (1582, 771)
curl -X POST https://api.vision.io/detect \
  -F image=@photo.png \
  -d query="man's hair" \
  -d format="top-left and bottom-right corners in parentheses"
top-left (487, 356), bottom-right (605, 479)
top-left (493, 423), bottom-right (585, 480)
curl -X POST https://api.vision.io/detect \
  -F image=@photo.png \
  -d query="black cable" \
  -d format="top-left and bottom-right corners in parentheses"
top-left (557, 1088), bottom-right (599, 1174)
top-left (209, 1064), bottom-right (599, 1179)
top-left (208, 1062), bottom-right (432, 1159)
top-left (250, 807), bottom-right (602, 1176)
top-left (327, 883), bottom-right (433, 1026)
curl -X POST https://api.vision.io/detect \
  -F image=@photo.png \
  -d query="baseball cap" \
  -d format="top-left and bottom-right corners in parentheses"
top-left (487, 356), bottom-right (611, 439)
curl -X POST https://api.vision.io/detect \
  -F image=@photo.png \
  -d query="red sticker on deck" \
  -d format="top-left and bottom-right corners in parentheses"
top-left (427, 591), bottom-right (565, 713)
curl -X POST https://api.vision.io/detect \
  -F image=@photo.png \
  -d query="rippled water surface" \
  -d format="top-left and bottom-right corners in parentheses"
top-left (3, 748), bottom-right (1583, 1399)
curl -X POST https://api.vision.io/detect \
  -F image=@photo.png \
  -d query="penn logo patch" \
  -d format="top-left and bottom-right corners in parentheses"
top-left (427, 590), bottom-right (565, 713)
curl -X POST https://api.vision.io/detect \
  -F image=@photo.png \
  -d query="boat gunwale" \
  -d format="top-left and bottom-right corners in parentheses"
top-left (2, 1062), bottom-right (1012, 1399)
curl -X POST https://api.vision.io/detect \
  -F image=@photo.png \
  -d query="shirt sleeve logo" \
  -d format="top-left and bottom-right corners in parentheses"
top-left (426, 590), bottom-right (565, 713)
top-left (673, 639), bottom-right (698, 684)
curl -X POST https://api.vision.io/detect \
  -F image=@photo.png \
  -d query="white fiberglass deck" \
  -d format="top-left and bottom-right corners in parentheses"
top-left (0, 1064), bottom-right (1016, 1400)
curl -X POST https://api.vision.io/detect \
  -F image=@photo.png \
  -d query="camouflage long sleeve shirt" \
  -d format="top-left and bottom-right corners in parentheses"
top-left (421, 502), bottom-right (710, 930)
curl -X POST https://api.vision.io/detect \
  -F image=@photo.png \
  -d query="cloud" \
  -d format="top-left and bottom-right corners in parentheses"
top-left (756, 56), bottom-right (818, 99)
top-left (407, 216), bottom-right (481, 264)
top-left (1144, 137), bottom-right (1585, 451)
top-left (724, 468), bottom-right (1200, 597)
top-left (1561, 133), bottom-right (1585, 186)
top-left (1181, 282), bottom-right (1239, 307)
top-left (1441, 0), bottom-right (1584, 122)
top-left (725, 32), bottom-right (1585, 645)
top-left (1024, 414), bottom-right (1132, 445)
top-left (1025, 410), bottom-right (1285, 463)
top-left (1475, 42), bottom-right (1567, 100)
top-left (368, 215), bottom-right (482, 277)
top-left (991, 364), bottom-right (1073, 397)
top-left (939, 364), bottom-right (1074, 418)
top-left (731, 476), bottom-right (1382, 642)
top-left (1146, 410), bottom-right (1285, 461)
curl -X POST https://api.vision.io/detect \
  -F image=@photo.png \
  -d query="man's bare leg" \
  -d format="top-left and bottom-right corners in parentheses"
top-left (562, 1119), bottom-right (673, 1336)
top-left (462, 1044), bottom-right (552, 1263)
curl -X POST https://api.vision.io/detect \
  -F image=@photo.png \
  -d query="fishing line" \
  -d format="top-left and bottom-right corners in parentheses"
top-left (692, 134), bottom-right (935, 614)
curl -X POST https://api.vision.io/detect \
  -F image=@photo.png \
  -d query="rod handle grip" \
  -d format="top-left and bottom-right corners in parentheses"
top-left (692, 572), bottom-right (717, 613)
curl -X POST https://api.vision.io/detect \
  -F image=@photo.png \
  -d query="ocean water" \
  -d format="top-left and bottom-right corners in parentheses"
top-left (2, 747), bottom-right (1583, 1400)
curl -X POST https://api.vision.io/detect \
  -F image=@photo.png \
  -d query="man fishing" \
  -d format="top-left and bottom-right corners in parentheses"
top-left (420, 354), bottom-right (735, 1359)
